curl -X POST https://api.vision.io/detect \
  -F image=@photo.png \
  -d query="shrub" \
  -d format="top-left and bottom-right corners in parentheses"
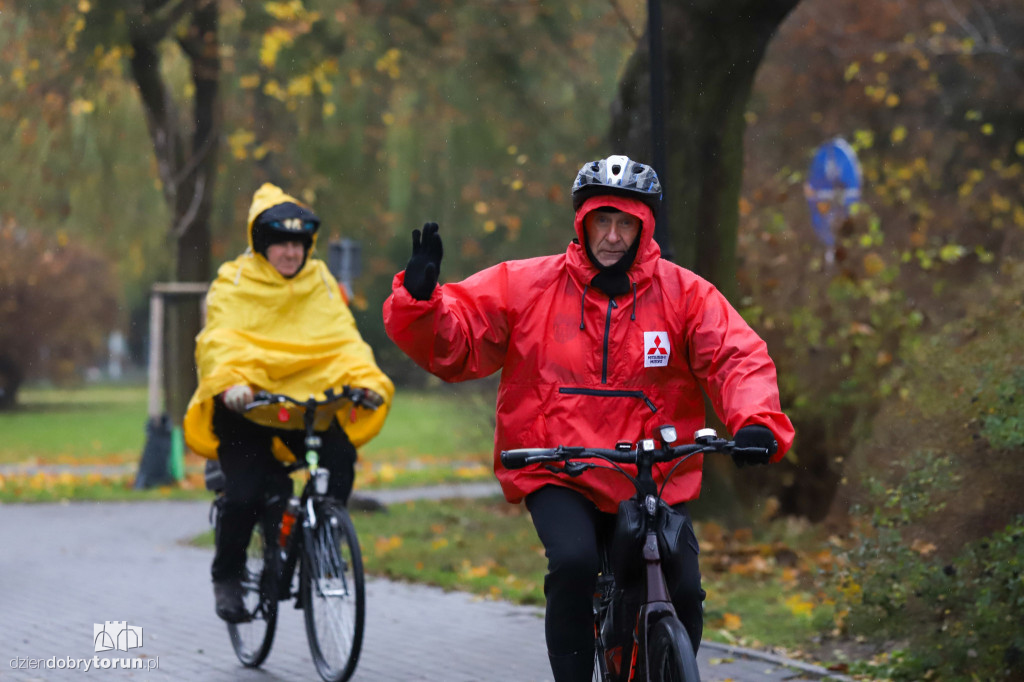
top-left (835, 452), bottom-right (1024, 680)
top-left (0, 221), bottom-right (119, 407)
top-left (979, 368), bottom-right (1024, 452)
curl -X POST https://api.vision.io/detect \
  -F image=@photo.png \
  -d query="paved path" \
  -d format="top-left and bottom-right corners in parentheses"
top-left (0, 499), bottom-right (846, 681)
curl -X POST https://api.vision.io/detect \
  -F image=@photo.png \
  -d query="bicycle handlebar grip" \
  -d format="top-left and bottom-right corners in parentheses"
top-left (500, 449), bottom-right (555, 469)
top-left (731, 445), bottom-right (772, 459)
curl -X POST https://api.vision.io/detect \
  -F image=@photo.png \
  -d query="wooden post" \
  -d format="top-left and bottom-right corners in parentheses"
top-left (147, 293), bottom-right (165, 420)
top-left (147, 282), bottom-right (209, 421)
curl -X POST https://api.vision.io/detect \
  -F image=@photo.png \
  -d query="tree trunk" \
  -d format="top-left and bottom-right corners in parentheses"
top-left (129, 0), bottom-right (219, 424)
top-left (611, 0), bottom-right (800, 302)
top-left (610, 1), bottom-right (800, 523)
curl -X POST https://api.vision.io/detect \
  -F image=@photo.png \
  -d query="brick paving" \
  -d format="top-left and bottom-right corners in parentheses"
top-left (0, 500), bottom-right (847, 681)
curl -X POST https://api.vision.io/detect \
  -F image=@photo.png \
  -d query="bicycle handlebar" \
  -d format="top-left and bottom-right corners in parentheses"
top-left (500, 433), bottom-right (769, 470)
top-left (245, 386), bottom-right (382, 412)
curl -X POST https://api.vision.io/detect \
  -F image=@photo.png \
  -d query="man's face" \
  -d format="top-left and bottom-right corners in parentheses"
top-left (584, 209), bottom-right (641, 267)
top-left (266, 240), bottom-right (306, 277)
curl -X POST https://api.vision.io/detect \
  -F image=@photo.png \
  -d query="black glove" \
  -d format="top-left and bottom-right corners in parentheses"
top-left (731, 425), bottom-right (778, 468)
top-left (403, 222), bottom-right (443, 301)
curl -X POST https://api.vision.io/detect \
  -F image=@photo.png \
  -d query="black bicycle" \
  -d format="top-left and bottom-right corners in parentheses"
top-left (501, 426), bottom-right (769, 682)
top-left (208, 386), bottom-right (376, 682)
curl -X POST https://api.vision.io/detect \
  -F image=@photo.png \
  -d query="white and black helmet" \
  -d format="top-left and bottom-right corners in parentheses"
top-left (571, 155), bottom-right (662, 216)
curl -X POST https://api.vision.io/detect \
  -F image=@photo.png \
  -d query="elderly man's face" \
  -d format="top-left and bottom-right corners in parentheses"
top-left (584, 209), bottom-right (640, 267)
top-left (266, 240), bottom-right (306, 277)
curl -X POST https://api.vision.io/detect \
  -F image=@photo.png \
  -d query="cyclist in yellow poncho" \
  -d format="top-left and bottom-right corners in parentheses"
top-left (183, 183), bottom-right (394, 623)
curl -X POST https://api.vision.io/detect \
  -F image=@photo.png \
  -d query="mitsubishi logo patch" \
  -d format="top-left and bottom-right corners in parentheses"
top-left (643, 332), bottom-right (670, 368)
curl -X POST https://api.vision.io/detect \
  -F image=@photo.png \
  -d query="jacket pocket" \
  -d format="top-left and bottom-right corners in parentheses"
top-left (558, 386), bottom-right (658, 413)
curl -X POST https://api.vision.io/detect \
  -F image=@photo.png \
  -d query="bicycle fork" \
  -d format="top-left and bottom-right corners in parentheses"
top-left (630, 495), bottom-right (679, 681)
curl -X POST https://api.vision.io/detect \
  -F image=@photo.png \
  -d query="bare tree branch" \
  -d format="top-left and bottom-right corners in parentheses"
top-left (171, 172), bottom-right (206, 239)
top-left (127, 0), bottom-right (195, 44)
top-left (129, 38), bottom-right (184, 208)
top-left (606, 0), bottom-right (641, 44)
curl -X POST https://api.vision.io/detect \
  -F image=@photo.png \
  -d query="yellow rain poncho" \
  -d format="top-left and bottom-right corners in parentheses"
top-left (183, 183), bottom-right (394, 460)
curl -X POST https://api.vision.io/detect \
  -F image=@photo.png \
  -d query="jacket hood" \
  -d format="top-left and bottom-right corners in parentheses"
top-left (246, 183), bottom-right (319, 257)
top-left (568, 194), bottom-right (661, 290)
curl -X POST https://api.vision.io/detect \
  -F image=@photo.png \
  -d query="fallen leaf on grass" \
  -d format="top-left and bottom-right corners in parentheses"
top-left (373, 535), bottom-right (403, 554)
top-left (378, 463), bottom-right (397, 483)
top-left (722, 612), bottom-right (742, 630)
top-left (911, 538), bottom-right (937, 556)
top-left (727, 555), bottom-right (772, 576)
top-left (784, 594), bottom-right (816, 617)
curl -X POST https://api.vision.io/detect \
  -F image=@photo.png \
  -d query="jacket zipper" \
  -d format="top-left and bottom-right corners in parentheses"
top-left (559, 387), bottom-right (658, 413)
top-left (602, 298), bottom-right (617, 383)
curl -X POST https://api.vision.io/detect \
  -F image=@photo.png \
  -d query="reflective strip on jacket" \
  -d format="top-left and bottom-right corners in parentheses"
top-left (383, 194), bottom-right (794, 513)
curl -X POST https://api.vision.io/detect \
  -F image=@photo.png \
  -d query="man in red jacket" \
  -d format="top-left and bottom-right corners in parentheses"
top-left (383, 155), bottom-right (794, 681)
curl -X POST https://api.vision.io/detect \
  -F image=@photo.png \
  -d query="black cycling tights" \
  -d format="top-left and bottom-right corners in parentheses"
top-left (525, 485), bottom-right (705, 658)
top-left (211, 404), bottom-right (356, 581)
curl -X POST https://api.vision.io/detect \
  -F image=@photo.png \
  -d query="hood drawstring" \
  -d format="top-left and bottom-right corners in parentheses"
top-left (319, 264), bottom-right (335, 299)
top-left (579, 285), bottom-right (589, 331)
top-left (630, 282), bottom-right (637, 321)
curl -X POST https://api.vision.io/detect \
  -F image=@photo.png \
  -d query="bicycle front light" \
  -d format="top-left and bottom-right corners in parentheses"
top-left (313, 468), bottom-right (330, 495)
top-left (658, 424), bottom-right (678, 444)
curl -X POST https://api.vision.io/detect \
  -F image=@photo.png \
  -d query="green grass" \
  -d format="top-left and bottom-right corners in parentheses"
top-left (360, 388), bottom-right (495, 459)
top-left (354, 496), bottom-right (546, 604)
top-left (0, 385), bottom-right (149, 464)
top-left (0, 383), bottom-right (497, 501)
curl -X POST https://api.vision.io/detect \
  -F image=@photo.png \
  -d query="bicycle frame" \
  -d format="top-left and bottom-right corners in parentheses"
top-left (247, 387), bottom-right (366, 602)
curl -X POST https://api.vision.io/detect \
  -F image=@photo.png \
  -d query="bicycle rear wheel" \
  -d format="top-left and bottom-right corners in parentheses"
top-left (301, 500), bottom-right (365, 682)
top-left (648, 617), bottom-right (700, 682)
top-left (227, 515), bottom-right (279, 667)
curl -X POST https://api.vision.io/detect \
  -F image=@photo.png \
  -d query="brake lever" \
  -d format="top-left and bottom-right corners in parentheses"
top-left (348, 387), bottom-right (382, 411)
top-left (544, 461), bottom-right (592, 477)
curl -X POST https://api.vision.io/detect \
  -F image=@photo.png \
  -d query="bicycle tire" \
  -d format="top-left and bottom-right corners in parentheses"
top-left (227, 514), bottom-right (279, 667)
top-left (301, 500), bottom-right (365, 682)
top-left (647, 617), bottom-right (700, 682)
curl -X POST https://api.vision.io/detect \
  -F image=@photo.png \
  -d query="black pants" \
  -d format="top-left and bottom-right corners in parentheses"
top-left (525, 485), bottom-right (705, 657)
top-left (211, 405), bottom-right (357, 582)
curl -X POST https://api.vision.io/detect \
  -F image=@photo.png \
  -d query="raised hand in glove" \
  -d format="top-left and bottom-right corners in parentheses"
top-left (731, 424), bottom-right (778, 467)
top-left (222, 384), bottom-right (254, 413)
top-left (403, 222), bottom-right (443, 301)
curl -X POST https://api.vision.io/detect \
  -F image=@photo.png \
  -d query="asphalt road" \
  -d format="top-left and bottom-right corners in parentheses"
top-left (0, 498), bottom-right (846, 681)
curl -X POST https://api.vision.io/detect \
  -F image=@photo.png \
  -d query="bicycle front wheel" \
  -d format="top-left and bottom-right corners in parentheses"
top-left (227, 515), bottom-right (279, 667)
top-left (301, 500), bottom-right (366, 682)
top-left (648, 617), bottom-right (700, 682)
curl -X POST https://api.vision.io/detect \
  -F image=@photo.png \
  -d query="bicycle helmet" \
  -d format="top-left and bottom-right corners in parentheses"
top-left (251, 202), bottom-right (320, 256)
top-left (571, 155), bottom-right (662, 217)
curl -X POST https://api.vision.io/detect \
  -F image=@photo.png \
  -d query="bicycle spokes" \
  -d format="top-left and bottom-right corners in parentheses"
top-left (302, 504), bottom-right (365, 682)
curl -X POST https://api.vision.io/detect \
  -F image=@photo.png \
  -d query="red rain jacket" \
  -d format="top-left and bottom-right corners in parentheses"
top-left (383, 194), bottom-right (794, 513)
